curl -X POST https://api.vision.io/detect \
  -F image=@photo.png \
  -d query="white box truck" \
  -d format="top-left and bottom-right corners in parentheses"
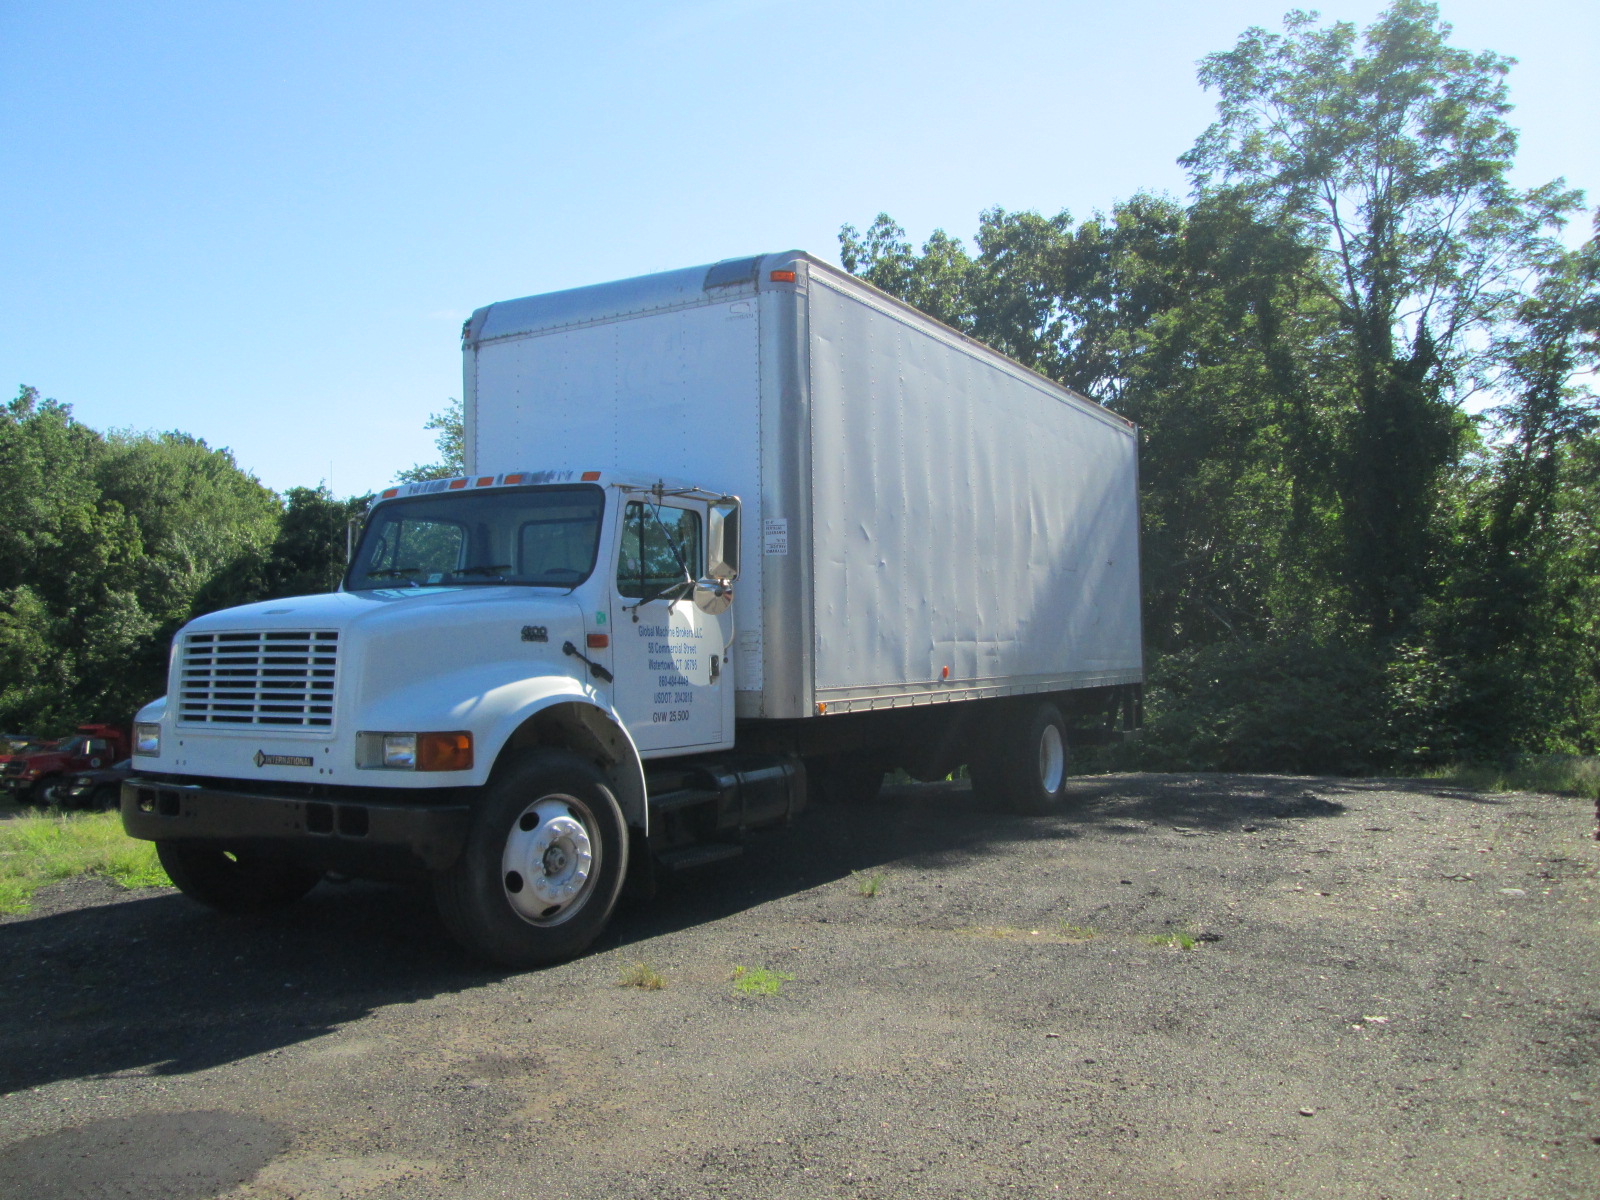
top-left (122, 251), bottom-right (1143, 965)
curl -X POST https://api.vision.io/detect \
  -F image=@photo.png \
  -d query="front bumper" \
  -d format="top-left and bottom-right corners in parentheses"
top-left (121, 777), bottom-right (472, 872)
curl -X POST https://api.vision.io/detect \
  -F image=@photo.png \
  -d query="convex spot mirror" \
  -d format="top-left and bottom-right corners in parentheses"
top-left (693, 579), bottom-right (733, 615)
top-left (706, 500), bottom-right (740, 581)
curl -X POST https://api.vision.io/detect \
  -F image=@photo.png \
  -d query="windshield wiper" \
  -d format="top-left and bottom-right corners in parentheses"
top-left (364, 567), bottom-right (424, 586)
top-left (450, 563), bottom-right (512, 581)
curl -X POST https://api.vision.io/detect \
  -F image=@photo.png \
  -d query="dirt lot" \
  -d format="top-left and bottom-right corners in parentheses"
top-left (1, 773), bottom-right (1596, 1200)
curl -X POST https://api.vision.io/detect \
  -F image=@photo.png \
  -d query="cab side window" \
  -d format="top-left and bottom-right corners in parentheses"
top-left (617, 503), bottom-right (701, 599)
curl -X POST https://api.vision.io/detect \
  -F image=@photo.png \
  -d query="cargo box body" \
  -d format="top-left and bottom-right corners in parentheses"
top-left (462, 251), bottom-right (1142, 722)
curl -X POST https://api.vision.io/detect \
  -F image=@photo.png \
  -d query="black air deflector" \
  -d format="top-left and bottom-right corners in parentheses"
top-left (703, 256), bottom-right (763, 290)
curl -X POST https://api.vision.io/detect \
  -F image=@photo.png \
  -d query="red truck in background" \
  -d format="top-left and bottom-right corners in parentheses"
top-left (1, 724), bottom-right (128, 805)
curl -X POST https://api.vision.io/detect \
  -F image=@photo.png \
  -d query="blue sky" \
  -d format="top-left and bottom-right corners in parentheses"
top-left (3, 0), bottom-right (1595, 496)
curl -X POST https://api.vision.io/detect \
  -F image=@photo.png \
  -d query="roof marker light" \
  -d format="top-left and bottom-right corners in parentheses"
top-left (770, 270), bottom-right (797, 283)
top-left (504, 473), bottom-right (524, 484)
top-left (475, 476), bottom-right (494, 487)
top-left (448, 478), bottom-right (467, 490)
top-left (581, 471), bottom-right (601, 481)
top-left (381, 488), bottom-right (398, 499)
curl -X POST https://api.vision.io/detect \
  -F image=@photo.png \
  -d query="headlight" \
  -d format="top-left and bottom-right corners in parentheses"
top-left (135, 723), bottom-right (161, 756)
top-left (357, 731), bottom-right (473, 771)
top-left (383, 734), bottom-right (417, 768)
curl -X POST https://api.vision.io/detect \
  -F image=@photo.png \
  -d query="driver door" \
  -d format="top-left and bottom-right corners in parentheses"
top-left (610, 498), bottom-right (727, 754)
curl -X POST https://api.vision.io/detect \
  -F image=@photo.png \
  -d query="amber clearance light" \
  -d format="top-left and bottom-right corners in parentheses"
top-left (418, 731), bottom-right (473, 772)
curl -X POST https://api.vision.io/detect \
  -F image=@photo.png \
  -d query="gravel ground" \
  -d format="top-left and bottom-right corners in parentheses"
top-left (1, 773), bottom-right (1596, 1200)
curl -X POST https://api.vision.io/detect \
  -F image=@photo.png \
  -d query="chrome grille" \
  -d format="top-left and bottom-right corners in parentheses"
top-left (177, 630), bottom-right (339, 728)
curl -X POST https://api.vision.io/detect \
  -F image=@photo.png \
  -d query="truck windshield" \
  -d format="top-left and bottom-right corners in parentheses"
top-left (346, 484), bottom-right (605, 590)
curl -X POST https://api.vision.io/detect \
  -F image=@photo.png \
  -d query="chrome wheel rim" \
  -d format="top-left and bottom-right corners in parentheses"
top-left (1038, 725), bottom-right (1066, 794)
top-left (500, 794), bottom-right (598, 926)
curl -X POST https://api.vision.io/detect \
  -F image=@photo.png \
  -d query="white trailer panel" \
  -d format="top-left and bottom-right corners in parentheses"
top-left (804, 269), bottom-right (1143, 709)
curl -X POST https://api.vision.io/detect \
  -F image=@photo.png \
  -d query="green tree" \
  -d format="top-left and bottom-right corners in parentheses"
top-left (1181, 0), bottom-right (1582, 635)
top-left (96, 431), bottom-right (280, 626)
top-left (1434, 220), bottom-right (1600, 753)
top-left (0, 388), bottom-right (152, 729)
top-left (396, 398), bottom-right (465, 482)
top-left (192, 486), bottom-right (373, 616)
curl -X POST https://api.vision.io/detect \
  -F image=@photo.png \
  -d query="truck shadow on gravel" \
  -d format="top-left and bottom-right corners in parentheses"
top-left (1, 772), bottom-right (1376, 1095)
top-left (595, 772), bottom-right (1361, 948)
top-left (0, 880), bottom-right (488, 1096)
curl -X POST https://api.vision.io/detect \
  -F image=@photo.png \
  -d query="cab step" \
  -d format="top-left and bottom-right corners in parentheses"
top-left (654, 842), bottom-right (744, 872)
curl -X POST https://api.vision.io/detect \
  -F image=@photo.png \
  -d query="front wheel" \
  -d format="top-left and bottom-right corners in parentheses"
top-left (969, 701), bottom-right (1072, 814)
top-left (156, 842), bottom-right (322, 913)
top-left (433, 750), bottom-right (628, 968)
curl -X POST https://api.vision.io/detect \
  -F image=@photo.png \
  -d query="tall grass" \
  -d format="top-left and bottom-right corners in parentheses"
top-left (1417, 755), bottom-right (1600, 800)
top-left (0, 810), bottom-right (170, 915)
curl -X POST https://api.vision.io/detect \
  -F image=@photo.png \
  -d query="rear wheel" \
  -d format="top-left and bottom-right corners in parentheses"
top-left (156, 842), bottom-right (322, 913)
top-left (969, 701), bottom-right (1072, 814)
top-left (433, 750), bottom-right (628, 968)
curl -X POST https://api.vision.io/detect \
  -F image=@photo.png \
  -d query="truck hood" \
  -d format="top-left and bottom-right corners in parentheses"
top-left (176, 586), bottom-right (594, 730)
top-left (5, 751), bottom-right (67, 775)
top-left (181, 585), bottom-right (515, 632)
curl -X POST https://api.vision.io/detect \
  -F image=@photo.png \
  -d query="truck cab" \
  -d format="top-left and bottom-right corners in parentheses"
top-left (123, 470), bottom-right (790, 965)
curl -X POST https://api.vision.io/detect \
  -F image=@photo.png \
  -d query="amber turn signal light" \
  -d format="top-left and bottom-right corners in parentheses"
top-left (417, 731), bottom-right (473, 772)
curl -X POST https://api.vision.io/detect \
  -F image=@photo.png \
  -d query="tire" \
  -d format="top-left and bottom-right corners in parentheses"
top-left (90, 784), bottom-right (120, 811)
top-left (156, 842), bottom-right (322, 914)
top-left (969, 701), bottom-right (1071, 814)
top-left (432, 750), bottom-right (628, 968)
top-left (806, 754), bottom-right (885, 806)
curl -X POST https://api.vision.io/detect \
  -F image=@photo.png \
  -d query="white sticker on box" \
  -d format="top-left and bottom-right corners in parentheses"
top-left (763, 518), bottom-right (789, 556)
top-left (737, 630), bottom-right (761, 670)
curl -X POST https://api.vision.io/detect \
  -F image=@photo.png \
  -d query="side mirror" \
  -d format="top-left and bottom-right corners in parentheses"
top-left (707, 499), bottom-right (740, 581)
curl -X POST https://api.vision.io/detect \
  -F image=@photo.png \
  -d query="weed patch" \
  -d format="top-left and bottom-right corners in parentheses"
top-left (730, 965), bottom-right (794, 996)
top-left (852, 871), bottom-right (886, 898)
top-left (616, 960), bottom-right (666, 990)
top-left (0, 811), bottom-right (169, 916)
top-left (1144, 931), bottom-right (1199, 950)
